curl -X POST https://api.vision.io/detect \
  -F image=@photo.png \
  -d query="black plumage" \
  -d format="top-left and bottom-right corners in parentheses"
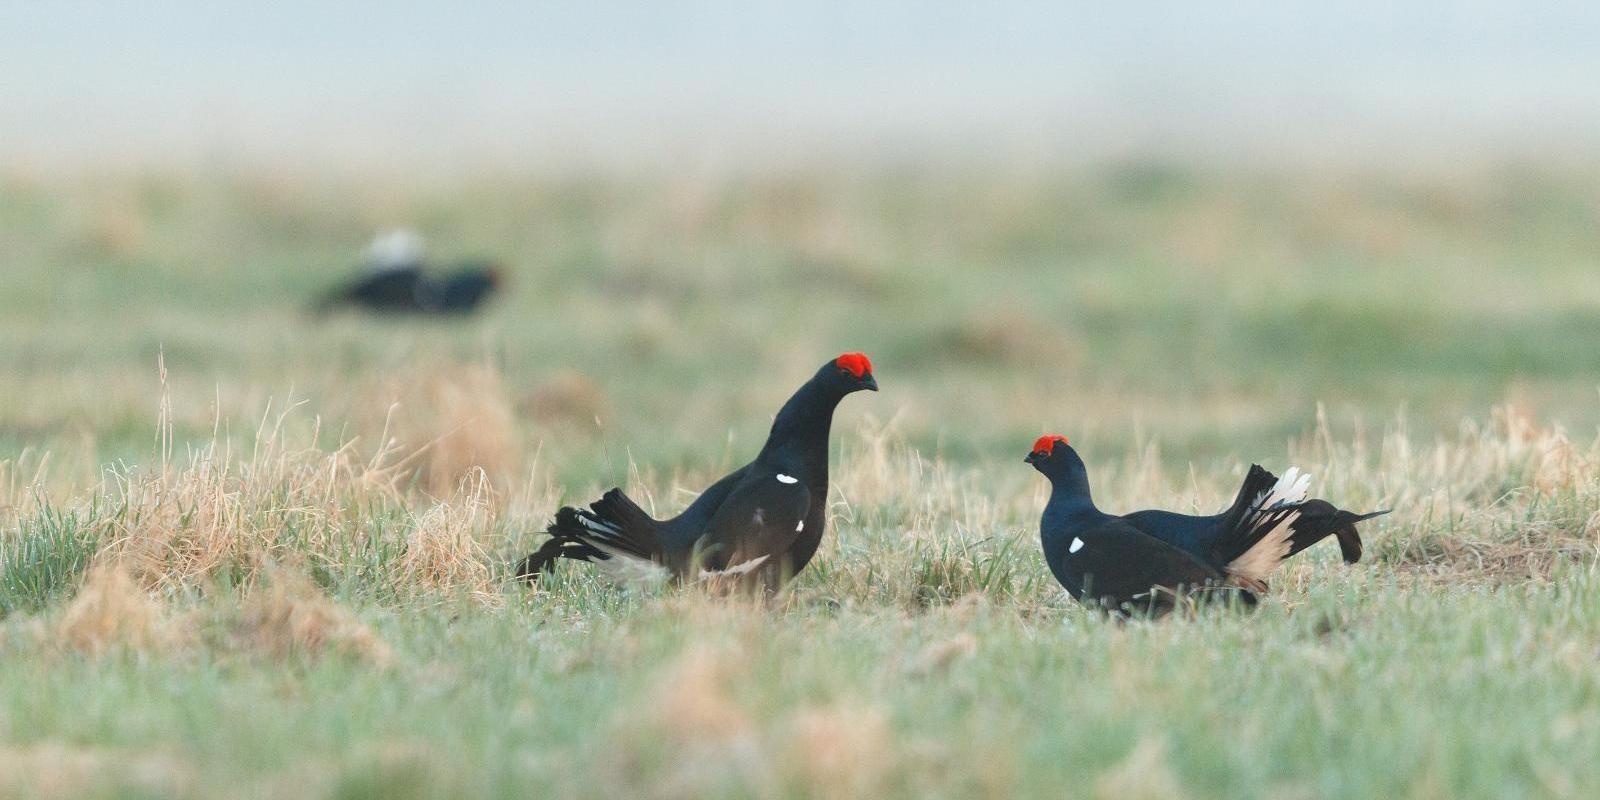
top-left (514, 352), bottom-right (878, 591)
top-left (1027, 435), bottom-right (1386, 615)
top-left (1047, 517), bottom-right (1252, 616)
top-left (1128, 464), bottom-right (1376, 567)
top-left (314, 231), bottom-right (503, 318)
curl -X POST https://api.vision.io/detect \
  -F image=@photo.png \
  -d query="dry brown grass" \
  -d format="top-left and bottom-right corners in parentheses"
top-left (99, 400), bottom-right (412, 592)
top-left (521, 370), bottom-right (607, 425)
top-left (47, 378), bottom-right (1600, 615)
top-left (0, 449), bottom-right (52, 525)
top-left (395, 472), bottom-right (501, 606)
top-left (385, 362), bottom-right (519, 497)
top-left (1298, 406), bottom-right (1600, 584)
top-left (55, 564), bottom-right (184, 657)
top-left (235, 565), bottom-right (393, 666)
top-left (0, 742), bottom-right (195, 800)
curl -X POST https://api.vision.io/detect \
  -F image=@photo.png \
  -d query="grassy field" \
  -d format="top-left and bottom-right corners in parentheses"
top-left (2, 161), bottom-right (1600, 798)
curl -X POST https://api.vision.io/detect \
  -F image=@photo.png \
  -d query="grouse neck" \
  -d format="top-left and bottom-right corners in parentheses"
top-left (760, 378), bottom-right (841, 468)
top-left (1040, 451), bottom-right (1102, 532)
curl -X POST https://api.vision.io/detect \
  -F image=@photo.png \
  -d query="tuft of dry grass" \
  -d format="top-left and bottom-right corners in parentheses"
top-left (395, 472), bottom-right (501, 606)
top-left (389, 362), bottom-right (519, 498)
top-left (1300, 405), bottom-right (1600, 584)
top-left (99, 399), bottom-right (411, 593)
top-left (235, 565), bottom-right (393, 666)
top-left (55, 564), bottom-right (183, 656)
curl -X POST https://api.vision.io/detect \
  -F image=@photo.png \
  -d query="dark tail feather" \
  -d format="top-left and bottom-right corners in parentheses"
top-left (1218, 465), bottom-right (1281, 533)
top-left (512, 489), bottom-right (663, 583)
top-left (1285, 503), bottom-right (1390, 564)
top-left (583, 489), bottom-right (661, 557)
top-left (513, 534), bottom-right (604, 582)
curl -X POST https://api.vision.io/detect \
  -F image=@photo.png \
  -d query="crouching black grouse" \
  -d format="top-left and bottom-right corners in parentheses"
top-left (315, 229), bottom-right (503, 316)
top-left (1026, 435), bottom-right (1386, 616)
top-left (515, 352), bottom-right (878, 591)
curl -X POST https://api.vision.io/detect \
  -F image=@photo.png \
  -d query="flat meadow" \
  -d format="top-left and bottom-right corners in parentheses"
top-left (3, 161), bottom-right (1600, 798)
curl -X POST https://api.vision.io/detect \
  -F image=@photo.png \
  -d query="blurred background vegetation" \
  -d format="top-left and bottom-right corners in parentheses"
top-left (6, 3), bottom-right (1600, 492)
top-left (3, 162), bottom-right (1599, 492)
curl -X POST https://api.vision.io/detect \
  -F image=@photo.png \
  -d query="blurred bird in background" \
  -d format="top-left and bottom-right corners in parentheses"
top-left (314, 229), bottom-right (504, 316)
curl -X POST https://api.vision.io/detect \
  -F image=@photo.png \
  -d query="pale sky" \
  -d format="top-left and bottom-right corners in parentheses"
top-left (4, 2), bottom-right (1598, 169)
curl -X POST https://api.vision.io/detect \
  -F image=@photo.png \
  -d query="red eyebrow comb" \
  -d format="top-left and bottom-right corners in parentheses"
top-left (1031, 434), bottom-right (1069, 453)
top-left (835, 352), bottom-right (872, 378)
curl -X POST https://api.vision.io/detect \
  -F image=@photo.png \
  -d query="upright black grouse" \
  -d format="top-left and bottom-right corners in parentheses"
top-left (515, 352), bottom-right (879, 590)
top-left (1027, 434), bottom-right (1386, 615)
top-left (315, 229), bottom-right (503, 316)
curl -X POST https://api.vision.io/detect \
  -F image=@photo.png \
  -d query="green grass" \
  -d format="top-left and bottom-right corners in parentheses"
top-left (2, 162), bottom-right (1600, 797)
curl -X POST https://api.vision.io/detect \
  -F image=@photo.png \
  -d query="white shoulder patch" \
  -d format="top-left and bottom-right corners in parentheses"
top-left (775, 473), bottom-right (798, 484)
top-left (795, 520), bottom-right (804, 532)
top-left (1069, 537), bottom-right (1085, 554)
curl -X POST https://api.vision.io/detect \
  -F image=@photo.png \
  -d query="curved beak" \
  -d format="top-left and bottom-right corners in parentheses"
top-left (862, 374), bottom-right (879, 392)
top-left (1023, 452), bottom-right (1042, 465)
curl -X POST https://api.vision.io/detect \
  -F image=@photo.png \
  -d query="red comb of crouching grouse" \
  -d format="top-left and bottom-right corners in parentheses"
top-left (1025, 435), bottom-right (1387, 615)
top-left (514, 352), bottom-right (878, 590)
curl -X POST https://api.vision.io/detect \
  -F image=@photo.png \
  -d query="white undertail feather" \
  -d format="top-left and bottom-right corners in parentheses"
top-left (591, 548), bottom-right (674, 586)
top-left (1253, 467), bottom-right (1312, 513)
top-left (1228, 468), bottom-right (1312, 584)
top-left (573, 514), bottom-right (672, 586)
top-left (698, 554), bottom-right (771, 581)
top-left (1227, 508), bottom-right (1301, 584)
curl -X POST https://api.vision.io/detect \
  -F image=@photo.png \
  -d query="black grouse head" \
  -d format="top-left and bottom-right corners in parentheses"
top-left (816, 352), bottom-right (879, 395)
top-left (480, 265), bottom-right (505, 290)
top-left (1024, 434), bottom-right (1075, 473)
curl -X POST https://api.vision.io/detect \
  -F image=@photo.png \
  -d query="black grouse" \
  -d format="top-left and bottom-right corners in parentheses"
top-left (315, 230), bottom-right (503, 316)
top-left (515, 352), bottom-right (879, 590)
top-left (1027, 434), bottom-right (1386, 615)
